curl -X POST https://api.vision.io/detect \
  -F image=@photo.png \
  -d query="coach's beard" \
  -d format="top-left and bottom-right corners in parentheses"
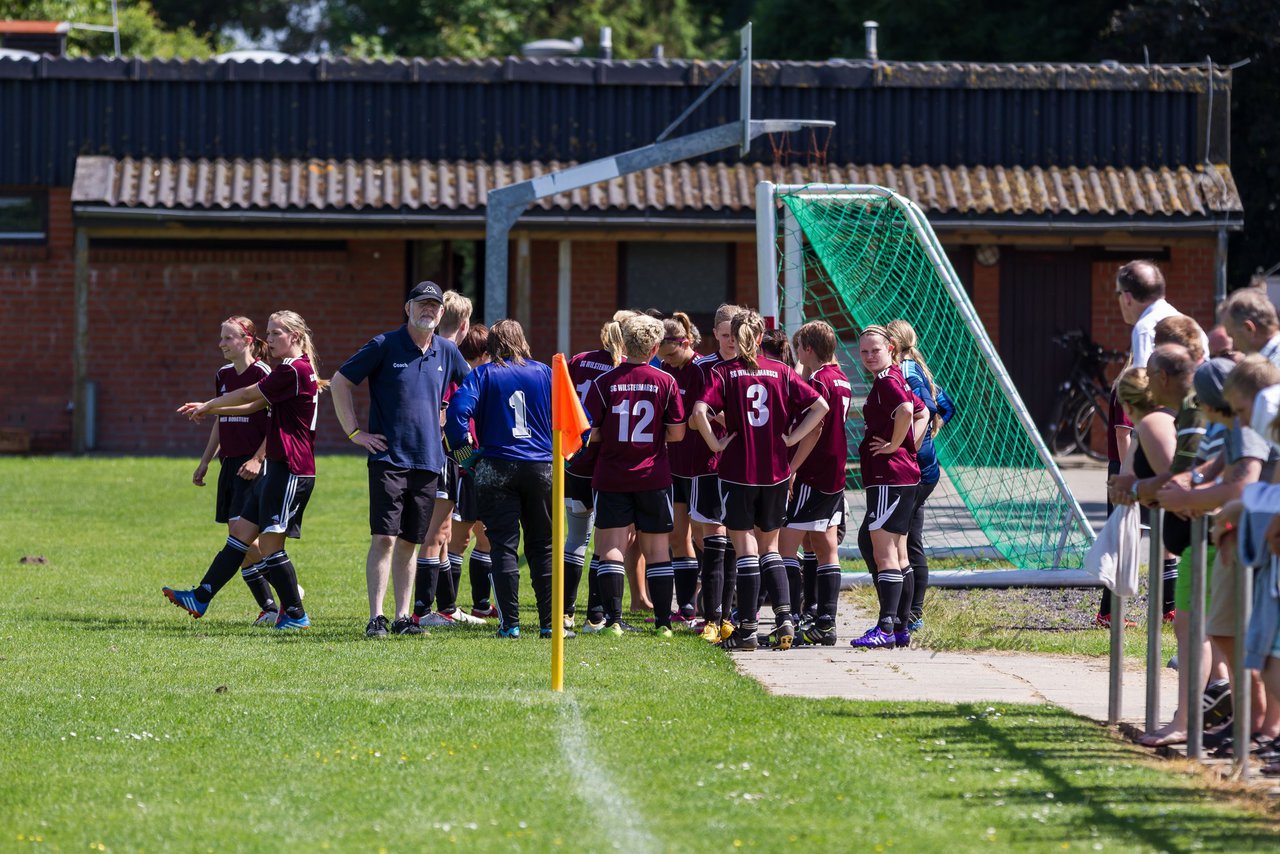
top-left (411, 317), bottom-right (438, 332)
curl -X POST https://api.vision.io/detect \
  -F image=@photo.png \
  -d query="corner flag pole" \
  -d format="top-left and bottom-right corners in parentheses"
top-left (550, 354), bottom-right (590, 692)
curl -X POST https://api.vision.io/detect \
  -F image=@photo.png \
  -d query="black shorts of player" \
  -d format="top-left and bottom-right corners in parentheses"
top-left (864, 484), bottom-right (918, 536)
top-left (368, 460), bottom-right (438, 544)
top-left (784, 482), bottom-right (845, 532)
top-left (239, 459), bottom-right (315, 539)
top-left (720, 479), bottom-right (789, 533)
top-left (565, 472), bottom-right (596, 515)
top-left (214, 454), bottom-right (258, 524)
top-left (437, 460), bottom-right (457, 502)
top-left (688, 473), bottom-right (725, 525)
top-left (452, 468), bottom-right (479, 523)
top-left (594, 487), bottom-right (674, 535)
top-left (671, 474), bottom-right (693, 506)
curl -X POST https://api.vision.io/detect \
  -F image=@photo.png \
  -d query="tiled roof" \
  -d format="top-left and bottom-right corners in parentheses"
top-left (72, 155), bottom-right (1242, 220)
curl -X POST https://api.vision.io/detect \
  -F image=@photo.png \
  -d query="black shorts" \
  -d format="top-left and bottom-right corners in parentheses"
top-left (864, 485), bottom-right (917, 536)
top-left (785, 483), bottom-right (845, 532)
top-left (368, 460), bottom-right (438, 544)
top-left (671, 474), bottom-right (693, 506)
top-left (721, 479), bottom-right (788, 533)
top-left (452, 469), bottom-right (479, 523)
top-left (214, 454), bottom-right (258, 524)
top-left (240, 459), bottom-right (315, 539)
top-left (595, 488), bottom-right (674, 534)
top-left (565, 472), bottom-right (595, 515)
top-left (439, 460), bottom-right (460, 503)
top-left (688, 474), bottom-right (725, 525)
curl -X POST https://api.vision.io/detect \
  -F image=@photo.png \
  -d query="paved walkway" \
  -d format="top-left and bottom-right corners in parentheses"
top-left (736, 602), bottom-right (1178, 724)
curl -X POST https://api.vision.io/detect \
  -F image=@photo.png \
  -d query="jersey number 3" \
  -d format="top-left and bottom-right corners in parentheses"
top-left (612, 400), bottom-right (655, 443)
top-left (746, 383), bottom-right (769, 427)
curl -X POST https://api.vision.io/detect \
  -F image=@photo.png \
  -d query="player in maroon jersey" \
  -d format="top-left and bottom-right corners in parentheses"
top-left (658, 311), bottom-right (706, 626)
top-left (585, 315), bottom-right (686, 634)
top-left (692, 310), bottom-right (828, 651)
top-left (166, 311), bottom-right (325, 630)
top-left (190, 316), bottom-right (279, 625)
top-left (851, 325), bottom-right (925, 650)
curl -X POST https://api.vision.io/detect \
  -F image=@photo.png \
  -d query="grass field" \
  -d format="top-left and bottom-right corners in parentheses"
top-left (1, 456), bottom-right (1276, 851)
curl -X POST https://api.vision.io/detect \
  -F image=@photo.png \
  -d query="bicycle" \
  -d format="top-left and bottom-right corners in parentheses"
top-left (1043, 329), bottom-right (1127, 461)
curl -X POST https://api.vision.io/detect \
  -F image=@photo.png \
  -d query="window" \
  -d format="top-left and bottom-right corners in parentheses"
top-left (0, 193), bottom-right (46, 243)
top-left (621, 242), bottom-right (733, 335)
top-left (412, 240), bottom-right (482, 315)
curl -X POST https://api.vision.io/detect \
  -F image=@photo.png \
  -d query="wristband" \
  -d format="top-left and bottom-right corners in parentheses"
top-left (348, 428), bottom-right (361, 440)
top-left (1130, 482), bottom-right (1140, 499)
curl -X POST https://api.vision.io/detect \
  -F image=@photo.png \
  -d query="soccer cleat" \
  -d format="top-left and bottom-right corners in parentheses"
top-left (894, 630), bottom-right (911, 648)
top-left (615, 620), bottom-right (641, 633)
top-left (391, 616), bottom-right (425, 635)
top-left (471, 605), bottom-right (500, 620)
top-left (162, 587), bottom-right (207, 618)
top-left (564, 614), bottom-right (575, 631)
top-left (580, 618), bottom-right (606, 634)
top-left (441, 608), bottom-right (487, 626)
top-left (797, 622), bottom-right (837, 646)
top-left (365, 615), bottom-right (389, 637)
top-left (757, 621), bottom-right (795, 650)
top-left (606, 623), bottom-right (624, 637)
top-left (496, 626), bottom-right (521, 639)
top-left (699, 622), bottom-right (721, 643)
top-left (274, 612), bottom-right (311, 630)
top-left (416, 612), bottom-right (457, 628)
top-left (1163, 609), bottom-right (1176, 623)
top-left (718, 629), bottom-right (758, 652)
top-left (657, 626), bottom-right (674, 639)
top-left (849, 626), bottom-right (896, 649)
top-left (540, 626), bottom-right (577, 639)
top-left (719, 620), bottom-right (735, 642)
top-left (1093, 613), bottom-right (1136, 629)
top-left (254, 609), bottom-right (280, 628)
top-left (906, 617), bottom-right (924, 632)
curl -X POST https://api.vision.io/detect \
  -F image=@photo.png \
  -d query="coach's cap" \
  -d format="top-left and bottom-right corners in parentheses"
top-left (1193, 356), bottom-right (1235, 412)
top-left (409, 281), bottom-right (444, 303)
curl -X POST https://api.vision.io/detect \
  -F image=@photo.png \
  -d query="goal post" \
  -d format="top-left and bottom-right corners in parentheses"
top-left (757, 181), bottom-right (1094, 570)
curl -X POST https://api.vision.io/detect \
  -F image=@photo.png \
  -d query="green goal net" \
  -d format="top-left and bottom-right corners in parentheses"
top-left (765, 185), bottom-right (1093, 569)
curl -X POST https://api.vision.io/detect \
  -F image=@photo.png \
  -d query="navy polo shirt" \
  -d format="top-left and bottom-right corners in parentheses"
top-left (338, 326), bottom-right (470, 471)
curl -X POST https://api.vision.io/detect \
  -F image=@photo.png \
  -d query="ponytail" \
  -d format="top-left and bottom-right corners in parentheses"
top-left (885, 319), bottom-right (936, 401)
top-left (268, 310), bottom-right (329, 392)
top-left (665, 311), bottom-right (702, 348)
top-left (731, 310), bottom-right (766, 370)
top-left (600, 321), bottom-right (626, 366)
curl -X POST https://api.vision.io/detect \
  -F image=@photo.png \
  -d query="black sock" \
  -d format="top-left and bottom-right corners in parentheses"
top-left (264, 550), bottom-right (304, 616)
top-left (735, 554), bottom-right (761, 633)
top-left (195, 536), bottom-right (251, 603)
top-left (722, 542), bottom-right (738, 621)
top-left (587, 556), bottom-right (604, 622)
top-left (783, 555), bottom-right (803, 617)
top-left (910, 560), bottom-right (928, 620)
top-left (599, 560), bottom-right (625, 624)
top-left (647, 561), bottom-right (674, 628)
top-left (1162, 557), bottom-right (1179, 612)
top-left (691, 543), bottom-right (704, 614)
top-left (875, 567), bottom-right (903, 632)
top-left (817, 563), bottom-right (841, 627)
top-left (760, 552), bottom-right (791, 626)
top-left (1098, 587), bottom-right (1112, 618)
top-left (435, 555), bottom-right (459, 614)
top-left (240, 559), bottom-right (276, 611)
top-left (700, 536), bottom-right (727, 622)
top-left (897, 566), bottom-right (915, 630)
top-left (448, 551), bottom-right (464, 599)
top-left (564, 554), bottom-right (585, 617)
top-left (414, 556), bottom-right (439, 617)
top-left (490, 550), bottom-right (520, 630)
top-left (802, 551), bottom-right (818, 614)
top-left (673, 557), bottom-right (698, 618)
top-left (857, 521), bottom-right (878, 577)
top-left (469, 550), bottom-right (492, 610)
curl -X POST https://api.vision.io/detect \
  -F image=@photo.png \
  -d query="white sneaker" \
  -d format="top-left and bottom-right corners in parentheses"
top-left (417, 612), bottom-right (456, 627)
top-left (564, 614), bottom-right (575, 631)
top-left (443, 608), bottom-right (487, 626)
top-left (580, 618), bottom-right (606, 634)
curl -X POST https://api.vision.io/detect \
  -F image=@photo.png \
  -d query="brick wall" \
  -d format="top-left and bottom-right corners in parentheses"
top-left (970, 259), bottom-right (1000, 349)
top-left (566, 240), bottom-right (619, 357)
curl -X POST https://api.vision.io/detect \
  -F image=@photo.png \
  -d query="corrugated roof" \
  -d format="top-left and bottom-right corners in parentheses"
top-left (72, 155), bottom-right (1242, 219)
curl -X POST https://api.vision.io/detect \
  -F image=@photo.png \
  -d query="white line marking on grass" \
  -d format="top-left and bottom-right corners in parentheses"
top-left (558, 695), bottom-right (658, 850)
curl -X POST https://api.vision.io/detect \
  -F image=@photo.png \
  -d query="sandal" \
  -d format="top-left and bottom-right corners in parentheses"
top-left (1138, 730), bottom-right (1187, 748)
top-left (1210, 733), bottom-right (1267, 759)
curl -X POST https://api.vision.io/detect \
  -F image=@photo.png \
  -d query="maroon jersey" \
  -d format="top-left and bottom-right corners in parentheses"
top-left (661, 357), bottom-right (707, 478)
top-left (567, 349), bottom-right (618, 477)
top-left (794, 362), bottom-right (854, 493)
top-left (584, 362), bottom-right (685, 492)
top-left (859, 364), bottom-right (921, 486)
top-left (215, 361), bottom-right (270, 458)
top-left (257, 356), bottom-right (320, 476)
top-left (687, 352), bottom-right (729, 475)
top-left (699, 356), bottom-right (821, 486)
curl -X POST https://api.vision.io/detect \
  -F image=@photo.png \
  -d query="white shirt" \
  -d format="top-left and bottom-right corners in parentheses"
top-left (1260, 334), bottom-right (1280, 369)
top-left (1130, 298), bottom-right (1179, 368)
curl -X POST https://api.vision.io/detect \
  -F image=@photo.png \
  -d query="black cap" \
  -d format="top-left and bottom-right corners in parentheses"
top-left (409, 281), bottom-right (444, 303)
top-left (1193, 356), bottom-right (1235, 412)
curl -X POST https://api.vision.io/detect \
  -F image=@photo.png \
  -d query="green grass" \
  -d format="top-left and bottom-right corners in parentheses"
top-left (1, 457), bottom-right (1275, 851)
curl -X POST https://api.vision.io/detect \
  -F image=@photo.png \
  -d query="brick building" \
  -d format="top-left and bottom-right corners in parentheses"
top-left (0, 54), bottom-right (1241, 453)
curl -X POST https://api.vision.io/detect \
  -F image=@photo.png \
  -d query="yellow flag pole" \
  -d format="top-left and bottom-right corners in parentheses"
top-left (551, 415), bottom-right (566, 692)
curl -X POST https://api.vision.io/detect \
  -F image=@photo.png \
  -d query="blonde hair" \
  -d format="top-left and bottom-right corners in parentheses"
top-left (795, 320), bottom-right (837, 363)
top-left (621, 315), bottom-right (664, 360)
top-left (1223, 354), bottom-right (1280, 401)
top-left (439, 290), bottom-right (473, 338)
top-left (714, 303), bottom-right (746, 328)
top-left (663, 311), bottom-right (702, 348)
top-left (268, 310), bottom-right (329, 391)
top-left (487, 319), bottom-right (531, 366)
top-left (223, 315), bottom-right (270, 363)
top-left (859, 325), bottom-right (897, 361)
top-left (600, 313), bottom-right (635, 367)
top-left (886, 319), bottom-right (936, 399)
top-left (731, 310), bottom-right (766, 369)
top-left (1115, 367), bottom-right (1156, 418)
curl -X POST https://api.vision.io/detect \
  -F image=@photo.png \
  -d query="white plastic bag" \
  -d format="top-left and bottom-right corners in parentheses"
top-left (1085, 504), bottom-right (1141, 596)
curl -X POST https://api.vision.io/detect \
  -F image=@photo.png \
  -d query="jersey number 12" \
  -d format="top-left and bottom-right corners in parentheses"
top-left (612, 400), bottom-right (655, 443)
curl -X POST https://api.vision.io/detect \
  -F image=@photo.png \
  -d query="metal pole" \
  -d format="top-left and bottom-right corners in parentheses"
top-left (1186, 517), bottom-right (1207, 758)
top-left (782, 203), bottom-right (803, 338)
top-left (72, 227), bottom-right (89, 455)
top-left (755, 181), bottom-right (777, 324)
top-left (1145, 508), bottom-right (1164, 732)
top-left (1232, 559), bottom-right (1254, 780)
top-left (1109, 590), bottom-right (1125, 726)
top-left (557, 240), bottom-right (572, 355)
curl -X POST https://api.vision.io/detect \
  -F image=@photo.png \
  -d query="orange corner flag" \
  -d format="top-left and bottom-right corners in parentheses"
top-left (552, 353), bottom-right (591, 459)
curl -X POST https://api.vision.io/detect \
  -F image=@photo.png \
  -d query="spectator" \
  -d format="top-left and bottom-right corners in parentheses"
top-left (1219, 287), bottom-right (1280, 367)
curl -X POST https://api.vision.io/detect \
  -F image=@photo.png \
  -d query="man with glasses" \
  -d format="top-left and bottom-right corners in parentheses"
top-left (330, 281), bottom-right (471, 636)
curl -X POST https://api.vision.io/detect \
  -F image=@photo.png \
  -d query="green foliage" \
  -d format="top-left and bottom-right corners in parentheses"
top-left (0, 0), bottom-right (218, 57)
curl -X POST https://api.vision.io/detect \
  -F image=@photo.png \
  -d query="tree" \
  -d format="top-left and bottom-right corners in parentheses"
top-left (0, 0), bottom-right (217, 57)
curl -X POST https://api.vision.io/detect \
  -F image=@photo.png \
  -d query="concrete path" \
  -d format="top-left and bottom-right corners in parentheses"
top-left (736, 602), bottom-right (1179, 725)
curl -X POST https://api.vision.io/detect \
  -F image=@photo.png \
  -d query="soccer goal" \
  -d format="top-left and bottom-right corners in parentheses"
top-left (755, 182), bottom-right (1094, 570)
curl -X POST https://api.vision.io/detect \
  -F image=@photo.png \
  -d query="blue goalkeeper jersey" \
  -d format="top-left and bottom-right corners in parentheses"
top-left (445, 360), bottom-right (553, 463)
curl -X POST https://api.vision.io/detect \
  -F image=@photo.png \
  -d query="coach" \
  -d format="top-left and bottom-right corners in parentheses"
top-left (331, 281), bottom-right (471, 637)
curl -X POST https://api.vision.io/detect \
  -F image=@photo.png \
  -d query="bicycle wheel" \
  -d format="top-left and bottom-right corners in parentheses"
top-left (1045, 392), bottom-right (1080, 456)
top-left (1071, 396), bottom-right (1107, 461)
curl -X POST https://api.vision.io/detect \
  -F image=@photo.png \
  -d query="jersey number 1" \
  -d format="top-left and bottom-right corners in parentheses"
top-left (509, 390), bottom-right (531, 438)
